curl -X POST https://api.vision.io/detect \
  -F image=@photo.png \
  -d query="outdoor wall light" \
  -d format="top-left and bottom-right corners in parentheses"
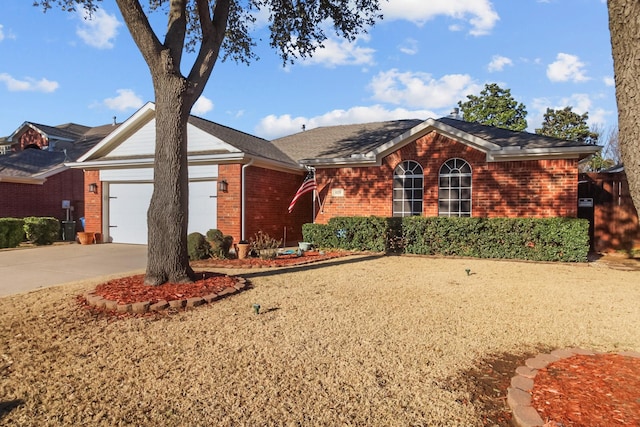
top-left (218, 179), bottom-right (228, 192)
top-left (88, 183), bottom-right (98, 193)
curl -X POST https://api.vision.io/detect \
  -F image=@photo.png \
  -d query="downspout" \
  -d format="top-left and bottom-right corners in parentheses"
top-left (241, 158), bottom-right (255, 241)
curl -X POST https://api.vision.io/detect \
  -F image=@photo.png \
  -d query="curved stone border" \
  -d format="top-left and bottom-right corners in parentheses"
top-left (82, 276), bottom-right (248, 315)
top-left (508, 348), bottom-right (640, 427)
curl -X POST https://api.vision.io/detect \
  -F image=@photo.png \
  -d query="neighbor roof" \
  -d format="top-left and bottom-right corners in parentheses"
top-left (0, 122), bottom-right (118, 183)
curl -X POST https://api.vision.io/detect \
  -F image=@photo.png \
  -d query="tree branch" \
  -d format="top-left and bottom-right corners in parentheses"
top-left (115, 0), bottom-right (164, 72)
top-left (186, 0), bottom-right (230, 100)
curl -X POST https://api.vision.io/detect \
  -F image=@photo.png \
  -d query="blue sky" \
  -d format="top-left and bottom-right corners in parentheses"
top-left (0, 0), bottom-right (616, 142)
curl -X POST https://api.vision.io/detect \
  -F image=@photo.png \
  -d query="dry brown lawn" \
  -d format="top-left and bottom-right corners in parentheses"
top-left (1, 254), bottom-right (639, 426)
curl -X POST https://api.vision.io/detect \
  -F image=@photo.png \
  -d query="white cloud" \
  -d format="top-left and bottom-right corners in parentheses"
top-left (0, 73), bottom-right (59, 92)
top-left (547, 53), bottom-right (589, 83)
top-left (399, 38), bottom-right (419, 55)
top-left (300, 37), bottom-right (375, 68)
top-left (603, 76), bottom-right (615, 87)
top-left (487, 55), bottom-right (513, 72)
top-left (256, 105), bottom-right (435, 139)
top-left (192, 96), bottom-right (214, 115)
top-left (76, 8), bottom-right (121, 49)
top-left (0, 24), bottom-right (4, 42)
top-left (103, 89), bottom-right (143, 111)
top-left (381, 0), bottom-right (499, 36)
top-left (368, 69), bottom-right (481, 110)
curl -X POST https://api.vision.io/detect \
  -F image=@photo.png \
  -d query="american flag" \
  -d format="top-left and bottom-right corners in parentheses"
top-left (288, 171), bottom-right (317, 213)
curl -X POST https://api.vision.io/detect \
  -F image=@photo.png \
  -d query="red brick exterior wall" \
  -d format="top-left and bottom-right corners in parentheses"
top-left (243, 166), bottom-right (311, 245)
top-left (0, 169), bottom-right (85, 228)
top-left (315, 132), bottom-right (579, 223)
top-left (216, 164), bottom-right (242, 242)
top-left (83, 170), bottom-right (102, 236)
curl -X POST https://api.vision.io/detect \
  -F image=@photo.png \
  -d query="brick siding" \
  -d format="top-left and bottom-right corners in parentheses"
top-left (315, 132), bottom-right (579, 223)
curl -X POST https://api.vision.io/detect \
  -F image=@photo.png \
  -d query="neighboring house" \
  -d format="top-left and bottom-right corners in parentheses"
top-left (0, 121), bottom-right (118, 230)
top-left (579, 165), bottom-right (640, 253)
top-left (70, 102), bottom-right (601, 246)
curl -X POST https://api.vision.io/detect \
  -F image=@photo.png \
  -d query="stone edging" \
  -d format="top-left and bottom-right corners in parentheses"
top-left (508, 347), bottom-right (640, 427)
top-left (82, 277), bottom-right (248, 314)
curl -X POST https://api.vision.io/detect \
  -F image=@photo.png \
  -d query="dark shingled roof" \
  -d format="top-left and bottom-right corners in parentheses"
top-left (0, 123), bottom-right (118, 179)
top-left (271, 119), bottom-right (424, 162)
top-left (271, 117), bottom-right (598, 163)
top-left (437, 117), bottom-right (596, 149)
top-left (189, 115), bottom-right (298, 166)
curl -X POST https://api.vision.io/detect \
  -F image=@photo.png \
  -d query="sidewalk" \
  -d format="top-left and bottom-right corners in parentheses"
top-left (0, 243), bottom-right (147, 297)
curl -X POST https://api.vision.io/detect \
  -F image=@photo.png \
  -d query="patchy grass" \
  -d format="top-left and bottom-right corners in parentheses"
top-left (0, 255), bottom-right (639, 426)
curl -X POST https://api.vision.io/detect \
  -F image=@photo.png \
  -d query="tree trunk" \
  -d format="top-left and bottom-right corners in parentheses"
top-left (144, 74), bottom-right (195, 286)
top-left (608, 0), bottom-right (640, 212)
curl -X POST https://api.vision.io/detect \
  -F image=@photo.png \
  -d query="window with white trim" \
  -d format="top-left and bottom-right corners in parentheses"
top-left (393, 160), bottom-right (423, 217)
top-left (438, 158), bottom-right (472, 217)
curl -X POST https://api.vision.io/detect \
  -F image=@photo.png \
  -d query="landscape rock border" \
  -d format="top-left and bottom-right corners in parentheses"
top-left (82, 276), bottom-right (248, 314)
top-left (508, 348), bottom-right (640, 427)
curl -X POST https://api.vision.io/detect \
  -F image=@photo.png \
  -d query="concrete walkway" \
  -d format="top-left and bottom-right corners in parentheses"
top-left (0, 243), bottom-right (147, 297)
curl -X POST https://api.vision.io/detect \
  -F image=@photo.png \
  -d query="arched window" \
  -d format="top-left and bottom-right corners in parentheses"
top-left (439, 158), bottom-right (472, 217)
top-left (393, 160), bottom-right (423, 217)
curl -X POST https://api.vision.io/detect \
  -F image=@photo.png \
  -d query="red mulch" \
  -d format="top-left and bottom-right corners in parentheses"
top-left (86, 250), bottom-right (348, 307)
top-left (93, 272), bottom-right (237, 305)
top-left (531, 353), bottom-right (640, 426)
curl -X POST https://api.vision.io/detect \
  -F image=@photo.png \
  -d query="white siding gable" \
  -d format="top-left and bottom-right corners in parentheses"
top-left (104, 118), bottom-right (241, 158)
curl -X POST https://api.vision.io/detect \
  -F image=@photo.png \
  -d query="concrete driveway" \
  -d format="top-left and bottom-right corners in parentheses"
top-left (0, 243), bottom-right (147, 297)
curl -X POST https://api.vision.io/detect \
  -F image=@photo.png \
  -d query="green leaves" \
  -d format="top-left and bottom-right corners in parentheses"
top-left (535, 106), bottom-right (598, 144)
top-left (458, 83), bottom-right (528, 131)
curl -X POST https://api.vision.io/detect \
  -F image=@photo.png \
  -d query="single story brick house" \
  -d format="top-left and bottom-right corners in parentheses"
top-left (0, 121), bottom-right (116, 233)
top-left (69, 102), bottom-right (600, 246)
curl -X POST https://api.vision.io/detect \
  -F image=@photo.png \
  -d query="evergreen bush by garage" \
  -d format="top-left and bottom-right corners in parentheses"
top-left (0, 218), bottom-right (25, 248)
top-left (23, 217), bottom-right (60, 246)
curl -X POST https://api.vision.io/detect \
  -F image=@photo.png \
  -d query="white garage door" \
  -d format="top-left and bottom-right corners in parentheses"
top-left (108, 181), bottom-right (217, 244)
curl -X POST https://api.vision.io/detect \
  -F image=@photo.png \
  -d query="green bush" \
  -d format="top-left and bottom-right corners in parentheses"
top-left (303, 216), bottom-right (589, 262)
top-left (23, 217), bottom-right (60, 245)
top-left (206, 229), bottom-right (233, 259)
top-left (0, 218), bottom-right (25, 248)
top-left (187, 232), bottom-right (211, 261)
top-left (402, 217), bottom-right (589, 262)
top-left (302, 216), bottom-right (396, 252)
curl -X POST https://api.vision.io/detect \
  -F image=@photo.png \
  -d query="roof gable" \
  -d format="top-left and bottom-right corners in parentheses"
top-left (77, 103), bottom-right (298, 169)
top-left (273, 117), bottom-right (601, 166)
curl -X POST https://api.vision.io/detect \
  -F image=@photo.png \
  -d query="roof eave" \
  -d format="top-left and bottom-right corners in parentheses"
top-left (487, 146), bottom-right (601, 162)
top-left (0, 175), bottom-right (46, 184)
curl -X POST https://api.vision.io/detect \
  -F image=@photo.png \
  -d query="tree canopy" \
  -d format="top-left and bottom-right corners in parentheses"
top-left (35, 0), bottom-right (383, 286)
top-left (535, 106), bottom-right (598, 144)
top-left (457, 83), bottom-right (528, 131)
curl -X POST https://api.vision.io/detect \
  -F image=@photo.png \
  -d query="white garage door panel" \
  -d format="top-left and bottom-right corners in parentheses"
top-left (188, 181), bottom-right (217, 235)
top-left (108, 183), bottom-right (153, 244)
top-left (108, 182), bottom-right (216, 245)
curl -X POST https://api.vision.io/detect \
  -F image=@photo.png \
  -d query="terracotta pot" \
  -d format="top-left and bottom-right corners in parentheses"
top-left (236, 243), bottom-right (250, 259)
top-left (77, 232), bottom-right (95, 245)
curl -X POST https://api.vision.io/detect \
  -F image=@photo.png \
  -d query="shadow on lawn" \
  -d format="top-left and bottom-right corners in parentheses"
top-left (239, 253), bottom-right (385, 280)
top-left (0, 399), bottom-right (24, 420)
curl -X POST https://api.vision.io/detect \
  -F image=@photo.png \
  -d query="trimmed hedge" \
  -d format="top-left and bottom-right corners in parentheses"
top-left (402, 217), bottom-right (589, 262)
top-left (0, 218), bottom-right (25, 249)
top-left (303, 216), bottom-right (589, 262)
top-left (23, 217), bottom-right (60, 246)
top-left (187, 232), bottom-right (211, 261)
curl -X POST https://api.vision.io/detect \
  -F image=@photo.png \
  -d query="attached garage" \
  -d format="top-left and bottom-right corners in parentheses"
top-left (101, 168), bottom-right (218, 244)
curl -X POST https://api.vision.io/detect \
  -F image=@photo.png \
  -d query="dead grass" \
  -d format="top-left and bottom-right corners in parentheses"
top-left (1, 255), bottom-right (639, 426)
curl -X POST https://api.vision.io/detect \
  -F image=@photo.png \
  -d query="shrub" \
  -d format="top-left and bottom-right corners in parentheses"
top-left (205, 229), bottom-right (233, 259)
top-left (187, 232), bottom-right (211, 260)
top-left (0, 218), bottom-right (25, 249)
top-left (23, 217), bottom-right (60, 245)
top-left (250, 231), bottom-right (281, 259)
